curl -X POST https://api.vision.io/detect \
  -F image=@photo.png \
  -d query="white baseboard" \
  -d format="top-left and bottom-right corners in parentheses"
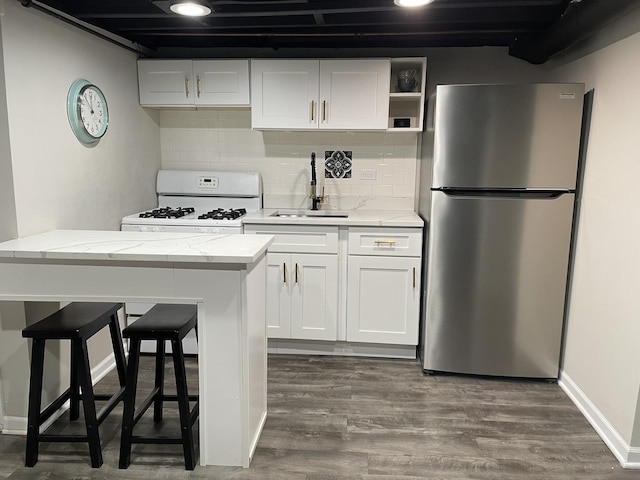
top-left (247, 411), bottom-right (267, 468)
top-left (2, 353), bottom-right (118, 436)
top-left (559, 372), bottom-right (640, 469)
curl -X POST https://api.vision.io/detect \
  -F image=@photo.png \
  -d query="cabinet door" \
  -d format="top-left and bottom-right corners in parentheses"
top-left (319, 59), bottom-right (390, 130)
top-left (266, 253), bottom-right (291, 339)
top-left (138, 60), bottom-right (194, 106)
top-left (290, 254), bottom-right (338, 341)
top-left (346, 256), bottom-right (420, 345)
top-left (193, 60), bottom-right (250, 106)
top-left (251, 59), bottom-right (319, 129)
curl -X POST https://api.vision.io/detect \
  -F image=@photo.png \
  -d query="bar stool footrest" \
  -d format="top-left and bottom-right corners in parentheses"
top-left (130, 436), bottom-right (186, 445)
top-left (96, 387), bottom-right (126, 425)
top-left (39, 434), bottom-right (89, 443)
top-left (39, 388), bottom-right (73, 424)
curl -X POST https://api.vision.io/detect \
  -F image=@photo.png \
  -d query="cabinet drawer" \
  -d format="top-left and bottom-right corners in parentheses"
top-left (244, 225), bottom-right (339, 254)
top-left (348, 227), bottom-right (422, 256)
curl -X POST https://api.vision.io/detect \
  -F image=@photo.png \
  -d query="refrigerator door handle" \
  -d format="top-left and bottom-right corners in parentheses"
top-left (437, 187), bottom-right (572, 199)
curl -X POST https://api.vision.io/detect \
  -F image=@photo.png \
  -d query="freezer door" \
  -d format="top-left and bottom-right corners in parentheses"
top-left (423, 190), bottom-right (575, 378)
top-left (433, 84), bottom-right (584, 189)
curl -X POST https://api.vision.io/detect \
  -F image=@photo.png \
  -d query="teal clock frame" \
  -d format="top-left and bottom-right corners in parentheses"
top-left (66, 79), bottom-right (109, 145)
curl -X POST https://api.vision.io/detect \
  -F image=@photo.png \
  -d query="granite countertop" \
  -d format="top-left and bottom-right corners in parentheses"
top-left (0, 230), bottom-right (274, 264)
top-left (243, 209), bottom-right (424, 227)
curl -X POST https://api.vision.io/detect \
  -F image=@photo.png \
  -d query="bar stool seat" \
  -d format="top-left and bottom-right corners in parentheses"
top-left (119, 304), bottom-right (199, 470)
top-left (22, 302), bottom-right (127, 468)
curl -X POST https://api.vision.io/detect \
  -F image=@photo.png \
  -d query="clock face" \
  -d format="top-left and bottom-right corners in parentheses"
top-left (78, 85), bottom-right (108, 139)
top-left (67, 79), bottom-right (109, 145)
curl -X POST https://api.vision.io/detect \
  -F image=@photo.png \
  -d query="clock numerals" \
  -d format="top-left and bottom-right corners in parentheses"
top-left (68, 79), bottom-right (109, 145)
top-left (78, 86), bottom-right (108, 139)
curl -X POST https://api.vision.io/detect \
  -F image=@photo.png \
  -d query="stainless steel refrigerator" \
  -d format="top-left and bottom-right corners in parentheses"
top-left (419, 83), bottom-right (585, 379)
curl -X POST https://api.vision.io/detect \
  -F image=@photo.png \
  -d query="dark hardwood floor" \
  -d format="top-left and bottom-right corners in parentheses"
top-left (1, 354), bottom-right (636, 479)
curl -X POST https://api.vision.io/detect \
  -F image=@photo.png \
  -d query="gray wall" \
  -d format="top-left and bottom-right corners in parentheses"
top-left (547, 28), bottom-right (640, 455)
top-left (0, 1), bottom-right (161, 429)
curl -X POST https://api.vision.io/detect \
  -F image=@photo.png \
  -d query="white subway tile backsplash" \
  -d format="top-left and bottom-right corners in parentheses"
top-left (159, 110), bottom-right (419, 210)
top-left (393, 184), bottom-right (415, 197)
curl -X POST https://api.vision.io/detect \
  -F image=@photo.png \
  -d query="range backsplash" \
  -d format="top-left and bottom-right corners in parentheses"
top-left (159, 109), bottom-right (418, 210)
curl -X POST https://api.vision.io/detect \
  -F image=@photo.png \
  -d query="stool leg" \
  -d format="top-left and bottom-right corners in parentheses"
top-left (153, 340), bottom-right (165, 422)
top-left (25, 338), bottom-right (45, 467)
top-left (108, 312), bottom-right (128, 388)
top-left (69, 340), bottom-right (80, 421)
top-left (75, 338), bottom-right (102, 468)
top-left (119, 339), bottom-right (141, 469)
top-left (172, 339), bottom-right (196, 470)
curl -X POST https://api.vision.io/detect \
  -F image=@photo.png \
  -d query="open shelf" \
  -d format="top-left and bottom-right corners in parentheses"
top-left (387, 57), bottom-right (427, 133)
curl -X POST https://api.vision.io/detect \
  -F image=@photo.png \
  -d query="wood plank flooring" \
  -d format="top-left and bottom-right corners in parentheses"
top-left (1, 354), bottom-right (637, 479)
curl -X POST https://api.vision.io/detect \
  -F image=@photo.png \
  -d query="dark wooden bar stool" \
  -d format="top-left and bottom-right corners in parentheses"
top-left (119, 304), bottom-right (199, 470)
top-left (21, 302), bottom-right (127, 468)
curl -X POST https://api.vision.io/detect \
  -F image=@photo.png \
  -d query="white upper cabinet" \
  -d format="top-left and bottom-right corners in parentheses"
top-left (138, 59), bottom-right (250, 107)
top-left (192, 60), bottom-right (250, 106)
top-left (138, 60), bottom-right (194, 106)
top-left (250, 59), bottom-right (319, 129)
top-left (251, 58), bottom-right (390, 130)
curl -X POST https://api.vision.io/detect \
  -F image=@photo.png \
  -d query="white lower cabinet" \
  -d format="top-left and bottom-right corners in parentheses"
top-left (244, 224), bottom-right (340, 341)
top-left (346, 255), bottom-right (420, 345)
top-left (246, 223), bottom-right (422, 352)
top-left (266, 252), bottom-right (338, 340)
top-left (346, 226), bottom-right (422, 346)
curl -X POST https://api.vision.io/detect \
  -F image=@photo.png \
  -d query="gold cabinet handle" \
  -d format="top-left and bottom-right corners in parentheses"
top-left (311, 100), bottom-right (316, 122)
top-left (413, 267), bottom-right (416, 289)
top-left (185, 76), bottom-right (190, 98)
top-left (295, 263), bottom-right (299, 284)
top-left (196, 75), bottom-right (201, 98)
top-left (374, 239), bottom-right (396, 246)
top-left (283, 263), bottom-right (287, 284)
top-left (322, 100), bottom-right (327, 122)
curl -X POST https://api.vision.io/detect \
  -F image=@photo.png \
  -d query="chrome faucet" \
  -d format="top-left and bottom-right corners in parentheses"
top-left (309, 152), bottom-right (324, 210)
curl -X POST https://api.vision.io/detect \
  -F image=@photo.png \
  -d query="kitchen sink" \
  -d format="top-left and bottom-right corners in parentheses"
top-left (269, 210), bottom-right (348, 218)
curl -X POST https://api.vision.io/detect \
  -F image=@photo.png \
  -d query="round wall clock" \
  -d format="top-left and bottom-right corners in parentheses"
top-left (66, 79), bottom-right (109, 145)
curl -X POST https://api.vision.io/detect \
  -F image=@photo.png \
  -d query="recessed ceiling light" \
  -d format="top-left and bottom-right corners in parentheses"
top-left (169, 1), bottom-right (212, 16)
top-left (394, 0), bottom-right (435, 7)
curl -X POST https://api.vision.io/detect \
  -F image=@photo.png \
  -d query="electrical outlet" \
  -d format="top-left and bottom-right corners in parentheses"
top-left (360, 169), bottom-right (377, 180)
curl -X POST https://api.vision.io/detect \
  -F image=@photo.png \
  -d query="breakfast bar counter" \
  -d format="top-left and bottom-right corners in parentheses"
top-left (0, 230), bottom-right (274, 467)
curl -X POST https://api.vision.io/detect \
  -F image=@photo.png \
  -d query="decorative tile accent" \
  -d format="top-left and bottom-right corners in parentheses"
top-left (325, 150), bottom-right (352, 178)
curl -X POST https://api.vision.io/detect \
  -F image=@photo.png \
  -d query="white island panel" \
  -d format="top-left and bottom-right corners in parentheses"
top-left (0, 230), bottom-right (273, 467)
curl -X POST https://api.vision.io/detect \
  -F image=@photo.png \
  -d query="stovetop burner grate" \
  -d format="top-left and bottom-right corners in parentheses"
top-left (139, 207), bottom-right (195, 219)
top-left (198, 208), bottom-right (247, 220)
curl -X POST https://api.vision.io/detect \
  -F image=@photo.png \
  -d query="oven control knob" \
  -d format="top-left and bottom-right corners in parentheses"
top-left (139, 226), bottom-right (148, 232)
top-left (151, 227), bottom-right (161, 232)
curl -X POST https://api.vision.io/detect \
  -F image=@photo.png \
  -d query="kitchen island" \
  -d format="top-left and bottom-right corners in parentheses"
top-left (0, 230), bottom-right (273, 467)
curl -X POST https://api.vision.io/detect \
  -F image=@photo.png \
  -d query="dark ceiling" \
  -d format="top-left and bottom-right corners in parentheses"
top-left (19, 0), bottom-right (640, 63)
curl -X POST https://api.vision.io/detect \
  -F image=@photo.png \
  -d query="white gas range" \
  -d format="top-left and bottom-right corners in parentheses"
top-left (120, 169), bottom-right (262, 354)
top-left (121, 170), bottom-right (262, 234)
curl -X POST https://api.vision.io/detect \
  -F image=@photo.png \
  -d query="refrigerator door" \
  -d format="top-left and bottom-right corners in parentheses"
top-left (433, 83), bottom-right (584, 190)
top-left (423, 190), bottom-right (575, 378)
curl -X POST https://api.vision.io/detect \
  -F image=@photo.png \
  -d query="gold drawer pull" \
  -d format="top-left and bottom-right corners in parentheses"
top-left (196, 75), bottom-right (201, 98)
top-left (413, 267), bottom-right (416, 288)
top-left (374, 239), bottom-right (396, 246)
top-left (295, 263), bottom-right (299, 284)
top-left (283, 263), bottom-right (287, 284)
top-left (311, 100), bottom-right (316, 121)
top-left (185, 76), bottom-right (190, 98)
